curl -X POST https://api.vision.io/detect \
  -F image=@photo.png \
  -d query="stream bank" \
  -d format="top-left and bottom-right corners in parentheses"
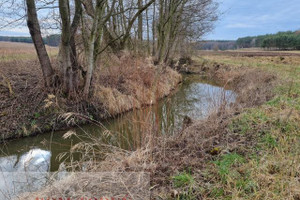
top-left (0, 56), bottom-right (181, 141)
top-left (1, 71), bottom-right (237, 199)
top-left (10, 57), bottom-right (278, 198)
top-left (5, 53), bottom-right (298, 199)
top-left (0, 74), bottom-right (235, 171)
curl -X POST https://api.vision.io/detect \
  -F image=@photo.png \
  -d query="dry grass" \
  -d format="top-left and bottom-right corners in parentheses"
top-left (17, 56), bottom-right (295, 199)
top-left (50, 52), bottom-right (298, 199)
top-left (0, 42), bottom-right (58, 62)
top-left (0, 43), bottom-right (181, 141)
top-left (93, 54), bottom-right (182, 116)
top-left (0, 42), bottom-right (62, 140)
top-left (0, 58), bottom-right (48, 139)
top-left (16, 172), bottom-right (150, 200)
top-left (2, 44), bottom-right (299, 199)
top-left (184, 52), bottom-right (300, 199)
top-left (227, 48), bottom-right (300, 54)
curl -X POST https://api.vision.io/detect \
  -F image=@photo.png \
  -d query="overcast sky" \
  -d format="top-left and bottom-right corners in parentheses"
top-left (205, 0), bottom-right (300, 40)
top-left (0, 0), bottom-right (300, 40)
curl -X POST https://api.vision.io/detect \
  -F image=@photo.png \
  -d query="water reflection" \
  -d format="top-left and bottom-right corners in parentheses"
top-left (0, 149), bottom-right (50, 172)
top-left (0, 75), bottom-right (236, 173)
top-left (0, 75), bottom-right (236, 199)
top-left (0, 149), bottom-right (51, 199)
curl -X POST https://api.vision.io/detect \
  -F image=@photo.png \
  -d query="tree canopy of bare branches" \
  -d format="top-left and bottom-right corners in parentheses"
top-left (0, 0), bottom-right (219, 97)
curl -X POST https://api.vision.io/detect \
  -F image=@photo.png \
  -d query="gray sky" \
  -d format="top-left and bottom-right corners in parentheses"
top-left (1, 0), bottom-right (300, 40)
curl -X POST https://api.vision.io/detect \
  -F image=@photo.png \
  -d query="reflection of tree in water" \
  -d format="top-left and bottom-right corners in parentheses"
top-left (0, 75), bottom-right (236, 174)
top-left (154, 77), bottom-right (235, 135)
top-left (0, 149), bottom-right (52, 199)
top-left (84, 76), bottom-right (236, 149)
top-left (0, 149), bottom-right (51, 172)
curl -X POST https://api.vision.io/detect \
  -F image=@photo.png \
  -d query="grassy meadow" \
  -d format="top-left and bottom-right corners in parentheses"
top-left (0, 41), bottom-right (58, 62)
top-left (173, 51), bottom-right (300, 199)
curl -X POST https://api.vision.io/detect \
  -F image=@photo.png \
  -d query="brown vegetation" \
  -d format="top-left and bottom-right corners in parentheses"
top-left (92, 62), bottom-right (280, 198)
top-left (1, 0), bottom-right (217, 98)
top-left (0, 45), bottom-right (181, 141)
top-left (19, 55), bottom-right (288, 199)
top-left (94, 55), bottom-right (181, 115)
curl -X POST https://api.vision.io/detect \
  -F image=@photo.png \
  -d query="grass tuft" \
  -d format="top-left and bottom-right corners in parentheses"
top-left (172, 171), bottom-right (194, 188)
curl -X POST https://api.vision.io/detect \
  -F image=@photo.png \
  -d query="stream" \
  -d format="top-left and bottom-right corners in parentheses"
top-left (0, 74), bottom-right (236, 199)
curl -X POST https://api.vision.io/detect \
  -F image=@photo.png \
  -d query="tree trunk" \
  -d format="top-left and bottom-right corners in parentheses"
top-left (146, 1), bottom-right (151, 54)
top-left (58, 0), bottom-right (81, 96)
top-left (120, 0), bottom-right (155, 50)
top-left (70, 0), bottom-right (82, 91)
top-left (156, 0), bottom-right (165, 63)
top-left (83, 0), bottom-right (106, 97)
top-left (83, 36), bottom-right (96, 97)
top-left (26, 0), bottom-right (54, 87)
top-left (59, 0), bottom-right (73, 94)
top-left (152, 1), bottom-right (156, 56)
top-left (138, 0), bottom-right (143, 42)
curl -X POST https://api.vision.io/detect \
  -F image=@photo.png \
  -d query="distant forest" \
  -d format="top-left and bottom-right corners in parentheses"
top-left (3, 31), bottom-right (300, 51)
top-left (197, 40), bottom-right (236, 50)
top-left (237, 31), bottom-right (300, 50)
top-left (0, 34), bottom-right (60, 46)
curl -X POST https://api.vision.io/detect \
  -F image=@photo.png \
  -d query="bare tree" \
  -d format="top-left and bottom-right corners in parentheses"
top-left (155, 0), bottom-right (218, 64)
top-left (0, 0), bottom-right (218, 97)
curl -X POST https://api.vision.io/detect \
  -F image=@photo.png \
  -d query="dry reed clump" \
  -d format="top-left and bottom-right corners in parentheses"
top-left (94, 86), bottom-right (140, 115)
top-left (93, 54), bottom-right (182, 116)
top-left (156, 67), bottom-right (182, 98)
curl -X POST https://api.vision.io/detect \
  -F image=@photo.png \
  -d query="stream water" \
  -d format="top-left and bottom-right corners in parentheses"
top-left (0, 74), bottom-right (236, 198)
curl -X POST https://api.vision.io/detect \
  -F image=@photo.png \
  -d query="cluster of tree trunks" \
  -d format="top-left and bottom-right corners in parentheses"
top-left (22, 0), bottom-right (218, 97)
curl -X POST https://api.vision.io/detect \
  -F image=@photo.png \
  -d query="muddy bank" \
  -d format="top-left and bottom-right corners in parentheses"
top-left (17, 58), bottom-right (280, 199)
top-left (0, 56), bottom-right (182, 141)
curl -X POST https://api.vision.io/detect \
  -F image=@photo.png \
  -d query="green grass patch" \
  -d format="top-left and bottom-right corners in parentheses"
top-left (172, 171), bottom-right (194, 188)
top-left (229, 109), bottom-right (269, 135)
top-left (214, 153), bottom-right (245, 180)
top-left (209, 187), bottom-right (225, 198)
top-left (261, 133), bottom-right (278, 148)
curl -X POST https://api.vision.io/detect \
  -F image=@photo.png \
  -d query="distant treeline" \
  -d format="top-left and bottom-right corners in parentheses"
top-left (0, 34), bottom-right (61, 46)
top-left (237, 31), bottom-right (300, 50)
top-left (196, 40), bottom-right (237, 50)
